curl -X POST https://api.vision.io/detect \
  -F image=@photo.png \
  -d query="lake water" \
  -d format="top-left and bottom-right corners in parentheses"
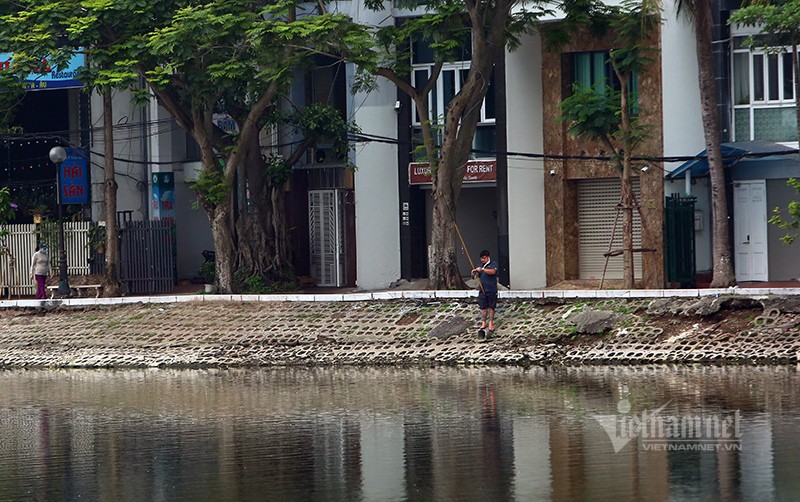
top-left (0, 366), bottom-right (797, 501)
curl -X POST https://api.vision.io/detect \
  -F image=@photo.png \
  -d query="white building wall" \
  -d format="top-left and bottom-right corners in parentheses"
top-left (145, 99), bottom-right (213, 280)
top-left (92, 88), bottom-right (213, 280)
top-left (506, 33), bottom-right (546, 289)
top-left (349, 73), bottom-right (401, 290)
top-left (174, 167), bottom-right (214, 280)
top-left (661, 4), bottom-right (712, 273)
top-left (89, 89), bottom-right (149, 222)
top-left (346, 3), bottom-right (402, 290)
top-left (661, 3), bottom-right (705, 175)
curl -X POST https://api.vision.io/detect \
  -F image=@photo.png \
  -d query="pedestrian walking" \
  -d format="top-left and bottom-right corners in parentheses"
top-left (472, 249), bottom-right (498, 336)
top-left (29, 244), bottom-right (50, 299)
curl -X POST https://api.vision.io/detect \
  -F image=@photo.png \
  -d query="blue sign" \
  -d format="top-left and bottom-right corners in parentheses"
top-left (58, 148), bottom-right (89, 204)
top-left (151, 172), bottom-right (175, 222)
top-left (0, 52), bottom-right (85, 91)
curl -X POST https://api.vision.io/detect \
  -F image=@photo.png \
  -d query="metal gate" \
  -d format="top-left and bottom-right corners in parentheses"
top-left (308, 189), bottom-right (345, 287)
top-left (120, 220), bottom-right (175, 294)
top-left (664, 194), bottom-right (696, 287)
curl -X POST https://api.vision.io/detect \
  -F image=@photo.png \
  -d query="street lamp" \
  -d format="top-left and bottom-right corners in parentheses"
top-left (48, 146), bottom-right (70, 297)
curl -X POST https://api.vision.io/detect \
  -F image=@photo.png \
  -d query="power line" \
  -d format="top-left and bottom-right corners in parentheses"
top-left (4, 123), bottom-right (799, 169)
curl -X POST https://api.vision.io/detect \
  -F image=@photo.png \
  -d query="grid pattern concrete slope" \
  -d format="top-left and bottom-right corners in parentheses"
top-left (0, 298), bottom-right (798, 367)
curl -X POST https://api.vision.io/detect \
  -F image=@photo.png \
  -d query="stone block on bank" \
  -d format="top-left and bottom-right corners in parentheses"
top-left (428, 316), bottom-right (472, 339)
top-left (568, 309), bottom-right (619, 334)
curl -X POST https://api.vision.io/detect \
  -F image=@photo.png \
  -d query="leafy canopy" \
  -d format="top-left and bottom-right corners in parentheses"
top-left (730, 1), bottom-right (800, 50)
top-left (769, 177), bottom-right (800, 244)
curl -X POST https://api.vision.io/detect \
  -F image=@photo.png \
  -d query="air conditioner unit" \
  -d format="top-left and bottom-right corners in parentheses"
top-left (310, 143), bottom-right (344, 165)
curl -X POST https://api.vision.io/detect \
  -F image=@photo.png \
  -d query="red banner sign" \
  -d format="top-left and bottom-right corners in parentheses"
top-left (409, 160), bottom-right (497, 185)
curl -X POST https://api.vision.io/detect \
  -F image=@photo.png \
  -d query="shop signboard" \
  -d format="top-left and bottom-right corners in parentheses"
top-left (409, 160), bottom-right (497, 185)
top-left (0, 52), bottom-right (85, 90)
top-left (58, 148), bottom-right (89, 204)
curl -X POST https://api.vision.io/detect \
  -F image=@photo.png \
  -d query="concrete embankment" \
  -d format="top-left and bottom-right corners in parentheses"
top-left (1, 292), bottom-right (798, 368)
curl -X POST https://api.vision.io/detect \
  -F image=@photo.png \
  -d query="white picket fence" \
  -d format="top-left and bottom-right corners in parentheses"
top-left (0, 222), bottom-right (92, 297)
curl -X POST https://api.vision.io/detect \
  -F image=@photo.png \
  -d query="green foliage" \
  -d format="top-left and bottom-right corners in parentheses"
top-left (768, 177), bottom-right (800, 244)
top-left (0, 71), bottom-right (25, 132)
top-left (36, 219), bottom-right (63, 253)
top-left (199, 260), bottom-right (216, 284)
top-left (233, 268), bottom-right (298, 294)
top-left (0, 187), bottom-right (17, 238)
top-left (189, 167), bottom-right (229, 207)
top-left (729, 1), bottom-right (800, 50)
top-left (300, 103), bottom-right (358, 155)
top-left (353, 0), bottom-right (550, 91)
top-left (0, 187), bottom-right (15, 223)
top-left (275, 103), bottom-right (360, 167)
top-left (559, 84), bottom-right (621, 144)
top-left (264, 155), bottom-right (292, 185)
top-left (542, 0), bottom-right (615, 50)
top-left (87, 223), bottom-right (107, 252)
top-left (557, 0), bottom-right (657, 162)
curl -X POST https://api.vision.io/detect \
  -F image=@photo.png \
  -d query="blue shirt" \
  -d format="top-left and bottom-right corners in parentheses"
top-left (479, 260), bottom-right (498, 293)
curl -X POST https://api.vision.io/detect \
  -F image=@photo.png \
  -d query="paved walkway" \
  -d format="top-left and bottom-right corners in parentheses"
top-left (2, 283), bottom-right (800, 309)
top-left (1, 289), bottom-right (799, 368)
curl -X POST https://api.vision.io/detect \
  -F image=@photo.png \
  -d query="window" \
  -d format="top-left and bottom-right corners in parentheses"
top-left (732, 38), bottom-right (797, 142)
top-left (410, 33), bottom-right (496, 159)
top-left (742, 52), bottom-right (795, 103)
top-left (572, 51), bottom-right (638, 115)
top-left (574, 52), bottom-right (611, 92)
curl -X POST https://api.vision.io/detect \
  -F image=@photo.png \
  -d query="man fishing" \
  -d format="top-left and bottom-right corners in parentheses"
top-left (472, 250), bottom-right (498, 337)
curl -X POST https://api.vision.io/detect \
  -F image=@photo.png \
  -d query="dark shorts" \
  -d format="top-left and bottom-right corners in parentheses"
top-left (478, 291), bottom-right (497, 310)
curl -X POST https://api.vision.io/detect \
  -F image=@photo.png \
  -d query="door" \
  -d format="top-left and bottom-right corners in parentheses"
top-left (309, 189), bottom-right (345, 287)
top-left (734, 180), bottom-right (768, 282)
top-left (577, 178), bottom-right (642, 280)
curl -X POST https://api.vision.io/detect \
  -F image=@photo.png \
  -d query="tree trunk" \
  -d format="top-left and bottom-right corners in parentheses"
top-left (270, 184), bottom-right (291, 274)
top-left (234, 135), bottom-right (293, 284)
top-left (617, 68), bottom-right (635, 289)
top-left (235, 137), bottom-right (271, 278)
top-left (621, 156), bottom-right (635, 289)
top-left (101, 89), bottom-right (122, 297)
top-left (429, 185), bottom-right (466, 289)
top-left (210, 202), bottom-right (236, 293)
top-left (794, 44), bottom-right (800, 140)
top-left (695, 2), bottom-right (735, 288)
top-left (426, 45), bottom-right (495, 289)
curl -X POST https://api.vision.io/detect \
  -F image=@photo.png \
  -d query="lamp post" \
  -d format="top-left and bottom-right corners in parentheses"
top-left (48, 146), bottom-right (70, 297)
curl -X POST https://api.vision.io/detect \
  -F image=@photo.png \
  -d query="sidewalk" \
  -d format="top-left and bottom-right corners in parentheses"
top-left (4, 275), bottom-right (800, 309)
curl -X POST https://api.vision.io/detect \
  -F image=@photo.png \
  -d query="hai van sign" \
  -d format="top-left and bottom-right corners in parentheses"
top-left (409, 160), bottom-right (496, 185)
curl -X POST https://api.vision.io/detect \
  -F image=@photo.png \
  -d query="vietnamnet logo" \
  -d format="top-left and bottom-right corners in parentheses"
top-left (592, 399), bottom-right (742, 453)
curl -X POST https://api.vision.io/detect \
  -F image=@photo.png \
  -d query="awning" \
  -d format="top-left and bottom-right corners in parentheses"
top-left (666, 140), bottom-right (798, 179)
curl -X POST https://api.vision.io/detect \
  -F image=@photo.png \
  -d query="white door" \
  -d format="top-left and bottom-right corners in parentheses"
top-left (734, 180), bottom-right (768, 282)
top-left (309, 189), bottom-right (345, 287)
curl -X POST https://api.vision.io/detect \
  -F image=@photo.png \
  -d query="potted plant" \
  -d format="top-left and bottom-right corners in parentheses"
top-left (87, 223), bottom-right (107, 254)
top-left (198, 260), bottom-right (215, 293)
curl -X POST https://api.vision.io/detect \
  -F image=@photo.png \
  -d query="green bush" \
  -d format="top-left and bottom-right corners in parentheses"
top-left (198, 261), bottom-right (215, 284)
top-left (234, 269), bottom-right (298, 294)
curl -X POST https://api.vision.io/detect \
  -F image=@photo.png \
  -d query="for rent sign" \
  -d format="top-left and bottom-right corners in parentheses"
top-left (58, 148), bottom-right (89, 204)
top-left (409, 160), bottom-right (496, 185)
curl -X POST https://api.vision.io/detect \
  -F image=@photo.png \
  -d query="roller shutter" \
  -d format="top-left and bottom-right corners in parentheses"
top-left (578, 178), bottom-right (642, 280)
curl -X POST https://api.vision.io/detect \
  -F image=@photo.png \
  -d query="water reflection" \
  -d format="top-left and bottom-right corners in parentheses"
top-left (0, 366), bottom-right (797, 501)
